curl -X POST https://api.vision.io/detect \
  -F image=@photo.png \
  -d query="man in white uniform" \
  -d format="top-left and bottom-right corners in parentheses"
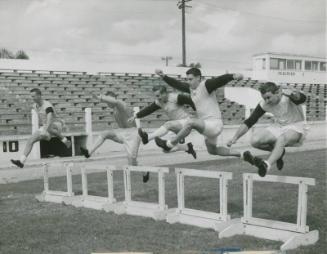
top-left (129, 84), bottom-right (196, 158)
top-left (80, 91), bottom-right (141, 167)
top-left (11, 88), bottom-right (71, 168)
top-left (154, 68), bottom-right (243, 158)
top-left (227, 82), bottom-right (307, 177)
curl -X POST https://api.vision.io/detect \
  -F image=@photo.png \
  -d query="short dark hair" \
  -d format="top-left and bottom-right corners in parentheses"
top-left (186, 67), bottom-right (202, 77)
top-left (152, 85), bottom-right (167, 93)
top-left (105, 91), bottom-right (117, 98)
top-left (30, 88), bottom-right (42, 95)
top-left (259, 82), bottom-right (279, 94)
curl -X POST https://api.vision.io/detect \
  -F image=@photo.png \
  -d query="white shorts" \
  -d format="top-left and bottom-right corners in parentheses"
top-left (116, 128), bottom-right (141, 159)
top-left (202, 119), bottom-right (223, 145)
top-left (39, 120), bottom-right (64, 141)
top-left (176, 118), bottom-right (189, 128)
top-left (266, 122), bottom-right (308, 146)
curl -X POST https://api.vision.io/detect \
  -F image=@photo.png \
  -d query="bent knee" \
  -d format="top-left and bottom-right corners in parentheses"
top-left (163, 121), bottom-right (174, 129)
top-left (205, 140), bottom-right (217, 155)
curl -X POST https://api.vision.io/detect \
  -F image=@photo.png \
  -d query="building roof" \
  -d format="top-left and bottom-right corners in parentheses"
top-left (253, 52), bottom-right (326, 60)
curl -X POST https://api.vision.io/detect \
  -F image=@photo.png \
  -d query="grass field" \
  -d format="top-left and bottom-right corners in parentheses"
top-left (0, 149), bottom-right (326, 254)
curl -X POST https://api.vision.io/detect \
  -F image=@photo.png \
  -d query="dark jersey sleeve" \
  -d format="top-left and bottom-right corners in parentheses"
top-left (205, 74), bottom-right (234, 94)
top-left (45, 107), bottom-right (54, 114)
top-left (243, 104), bottom-right (266, 128)
top-left (136, 102), bottom-right (161, 118)
top-left (289, 92), bottom-right (307, 105)
top-left (177, 94), bottom-right (196, 111)
top-left (162, 76), bottom-right (191, 93)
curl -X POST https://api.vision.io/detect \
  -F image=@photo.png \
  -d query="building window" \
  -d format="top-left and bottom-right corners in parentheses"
top-left (286, 60), bottom-right (295, 70)
top-left (295, 60), bottom-right (302, 70)
top-left (278, 59), bottom-right (286, 70)
top-left (270, 58), bottom-right (279, 69)
top-left (305, 61), bottom-right (311, 70)
top-left (262, 58), bottom-right (266, 70)
top-left (320, 62), bottom-right (326, 71)
top-left (312, 61), bottom-right (318, 71)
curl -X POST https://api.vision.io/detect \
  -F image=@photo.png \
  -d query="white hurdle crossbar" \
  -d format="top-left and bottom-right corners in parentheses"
top-left (114, 166), bottom-right (169, 220)
top-left (166, 168), bottom-right (237, 231)
top-left (219, 173), bottom-right (319, 251)
top-left (35, 163), bottom-right (75, 204)
top-left (71, 164), bottom-right (118, 211)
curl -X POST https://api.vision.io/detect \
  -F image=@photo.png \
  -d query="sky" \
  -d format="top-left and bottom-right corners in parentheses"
top-left (0, 0), bottom-right (326, 70)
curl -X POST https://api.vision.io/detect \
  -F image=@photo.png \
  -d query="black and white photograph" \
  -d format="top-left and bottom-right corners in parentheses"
top-left (0, 0), bottom-right (326, 253)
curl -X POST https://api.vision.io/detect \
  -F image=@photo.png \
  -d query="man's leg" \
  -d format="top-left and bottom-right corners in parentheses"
top-left (81, 130), bottom-right (122, 158)
top-left (171, 119), bottom-right (204, 145)
top-left (251, 129), bottom-right (300, 177)
top-left (267, 130), bottom-right (301, 166)
top-left (155, 119), bottom-right (205, 152)
top-left (139, 120), bottom-right (184, 144)
top-left (48, 122), bottom-right (71, 148)
top-left (11, 131), bottom-right (46, 168)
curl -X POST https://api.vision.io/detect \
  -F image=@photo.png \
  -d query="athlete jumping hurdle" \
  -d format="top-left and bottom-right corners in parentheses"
top-left (80, 91), bottom-right (141, 167)
top-left (154, 68), bottom-right (245, 160)
top-left (129, 84), bottom-right (196, 158)
top-left (227, 82), bottom-right (307, 177)
top-left (11, 88), bottom-right (71, 168)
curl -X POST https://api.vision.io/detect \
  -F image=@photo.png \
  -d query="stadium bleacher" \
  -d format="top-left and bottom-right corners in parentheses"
top-left (0, 69), bottom-right (325, 135)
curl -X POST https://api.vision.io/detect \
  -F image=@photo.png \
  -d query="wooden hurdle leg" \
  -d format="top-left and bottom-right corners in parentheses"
top-left (103, 166), bottom-right (118, 212)
top-left (62, 163), bottom-right (76, 205)
top-left (35, 164), bottom-right (49, 202)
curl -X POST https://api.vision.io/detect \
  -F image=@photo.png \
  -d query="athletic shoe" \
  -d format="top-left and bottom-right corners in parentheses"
top-left (276, 148), bottom-right (286, 170)
top-left (80, 147), bottom-right (90, 158)
top-left (154, 137), bottom-right (172, 152)
top-left (186, 142), bottom-right (197, 159)
top-left (253, 157), bottom-right (268, 177)
top-left (243, 151), bottom-right (255, 165)
top-left (63, 139), bottom-right (72, 149)
top-left (11, 159), bottom-right (24, 168)
top-left (138, 128), bottom-right (149, 145)
top-left (143, 172), bottom-right (150, 183)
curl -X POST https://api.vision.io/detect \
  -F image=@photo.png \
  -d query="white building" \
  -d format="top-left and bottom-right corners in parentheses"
top-left (252, 52), bottom-right (327, 84)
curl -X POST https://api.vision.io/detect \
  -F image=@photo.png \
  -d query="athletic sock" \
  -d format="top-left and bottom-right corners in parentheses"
top-left (166, 140), bottom-right (174, 148)
top-left (264, 160), bottom-right (271, 171)
top-left (148, 126), bottom-right (168, 141)
top-left (20, 155), bottom-right (27, 163)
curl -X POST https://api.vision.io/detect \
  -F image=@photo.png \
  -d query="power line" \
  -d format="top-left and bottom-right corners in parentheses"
top-left (200, 1), bottom-right (325, 24)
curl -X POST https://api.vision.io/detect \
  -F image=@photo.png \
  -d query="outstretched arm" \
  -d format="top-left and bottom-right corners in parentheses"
top-left (227, 104), bottom-right (265, 146)
top-left (155, 69), bottom-right (190, 93)
top-left (136, 102), bottom-right (161, 118)
top-left (93, 93), bottom-right (122, 108)
top-left (205, 73), bottom-right (243, 94)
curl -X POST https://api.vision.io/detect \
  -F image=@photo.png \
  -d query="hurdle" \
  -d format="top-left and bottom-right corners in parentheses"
top-left (166, 168), bottom-right (237, 231)
top-left (219, 173), bottom-right (319, 251)
top-left (35, 163), bottom-right (75, 204)
top-left (113, 166), bottom-right (169, 221)
top-left (70, 163), bottom-right (118, 211)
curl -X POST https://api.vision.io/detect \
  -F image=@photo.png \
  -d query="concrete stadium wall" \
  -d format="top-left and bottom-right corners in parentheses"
top-left (1, 121), bottom-right (325, 165)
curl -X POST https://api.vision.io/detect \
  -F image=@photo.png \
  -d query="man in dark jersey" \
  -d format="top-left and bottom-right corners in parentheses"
top-left (227, 82), bottom-right (307, 177)
top-left (154, 68), bottom-right (244, 159)
top-left (129, 84), bottom-right (196, 158)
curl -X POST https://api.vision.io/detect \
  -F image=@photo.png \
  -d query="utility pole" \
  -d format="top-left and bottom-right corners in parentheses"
top-left (177, 0), bottom-right (192, 67)
top-left (161, 56), bottom-right (173, 66)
